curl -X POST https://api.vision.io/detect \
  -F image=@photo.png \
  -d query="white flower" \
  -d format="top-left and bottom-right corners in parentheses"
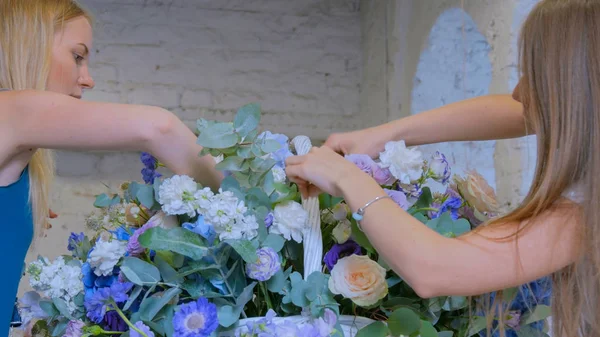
top-left (332, 203), bottom-right (350, 221)
top-left (194, 187), bottom-right (214, 214)
top-left (429, 151), bottom-right (451, 184)
top-left (272, 166), bottom-right (287, 183)
top-left (205, 190), bottom-right (258, 241)
top-left (269, 201), bottom-right (309, 243)
top-left (88, 238), bottom-right (127, 277)
top-left (379, 140), bottom-right (424, 184)
top-left (328, 254), bottom-right (388, 307)
top-left (157, 175), bottom-right (199, 217)
top-left (26, 257), bottom-right (83, 314)
top-left (332, 219), bottom-right (352, 244)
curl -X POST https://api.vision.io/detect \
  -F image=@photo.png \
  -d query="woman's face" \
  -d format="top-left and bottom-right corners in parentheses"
top-left (46, 16), bottom-right (95, 98)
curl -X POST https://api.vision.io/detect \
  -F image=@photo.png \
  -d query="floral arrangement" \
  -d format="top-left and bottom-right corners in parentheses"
top-left (18, 103), bottom-right (551, 337)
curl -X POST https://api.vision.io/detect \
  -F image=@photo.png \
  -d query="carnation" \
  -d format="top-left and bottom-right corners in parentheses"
top-left (269, 201), bottom-right (309, 243)
top-left (158, 175), bottom-right (199, 217)
top-left (379, 140), bottom-right (424, 184)
top-left (88, 238), bottom-right (127, 277)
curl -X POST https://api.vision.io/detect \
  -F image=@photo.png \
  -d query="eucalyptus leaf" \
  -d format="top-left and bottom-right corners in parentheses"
top-left (516, 326), bottom-right (549, 337)
top-left (124, 286), bottom-right (144, 311)
top-left (523, 305), bottom-right (552, 325)
top-left (356, 322), bottom-right (389, 337)
top-left (155, 255), bottom-right (183, 284)
top-left (52, 298), bottom-right (73, 320)
top-left (261, 139), bottom-right (282, 153)
top-left (93, 193), bottom-right (120, 208)
top-left (139, 227), bottom-right (208, 260)
top-left (419, 320), bottom-right (439, 337)
top-left (215, 156), bottom-right (245, 172)
top-left (197, 121), bottom-right (239, 149)
top-left (135, 183), bottom-right (156, 208)
top-left (51, 320), bottom-right (68, 337)
top-left (466, 316), bottom-right (487, 336)
top-left (224, 239), bottom-right (258, 263)
top-left (217, 305), bottom-right (239, 328)
top-left (266, 269), bottom-right (287, 293)
top-left (250, 157), bottom-right (276, 173)
top-left (139, 287), bottom-right (181, 321)
top-left (262, 234), bottom-right (285, 252)
top-left (120, 257), bottom-right (161, 286)
top-left (39, 300), bottom-right (59, 317)
top-left (388, 308), bottom-right (422, 336)
top-left (233, 103), bottom-right (261, 138)
top-left (236, 282), bottom-right (257, 307)
top-left (237, 145), bottom-right (254, 159)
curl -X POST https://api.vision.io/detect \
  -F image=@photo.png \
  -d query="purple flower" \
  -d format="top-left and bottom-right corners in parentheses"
top-left (324, 240), bottom-right (362, 271)
top-left (142, 167), bottom-right (162, 185)
top-left (505, 310), bottom-right (522, 330)
top-left (173, 297), bottom-right (218, 337)
top-left (104, 310), bottom-right (127, 332)
top-left (67, 232), bottom-right (85, 251)
top-left (384, 189), bottom-right (409, 210)
top-left (131, 321), bottom-right (155, 337)
top-left (429, 151), bottom-right (451, 184)
top-left (84, 282), bottom-right (133, 323)
top-left (63, 320), bottom-right (85, 337)
top-left (140, 152), bottom-right (158, 168)
top-left (372, 165), bottom-right (394, 185)
top-left (246, 247), bottom-right (281, 281)
top-left (127, 220), bottom-right (160, 256)
top-left (345, 154), bottom-right (375, 175)
top-left (264, 212), bottom-right (274, 228)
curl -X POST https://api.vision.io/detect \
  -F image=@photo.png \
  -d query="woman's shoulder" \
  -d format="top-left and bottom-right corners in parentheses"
top-left (562, 182), bottom-right (584, 204)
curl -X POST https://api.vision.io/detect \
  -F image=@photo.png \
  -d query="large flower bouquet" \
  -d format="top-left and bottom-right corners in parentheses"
top-left (19, 103), bottom-right (550, 337)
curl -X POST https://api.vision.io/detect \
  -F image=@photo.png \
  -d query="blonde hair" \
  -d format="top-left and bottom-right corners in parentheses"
top-left (477, 0), bottom-right (600, 336)
top-left (0, 0), bottom-right (93, 237)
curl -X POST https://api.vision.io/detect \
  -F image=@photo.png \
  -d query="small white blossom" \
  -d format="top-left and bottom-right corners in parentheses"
top-left (204, 190), bottom-right (258, 241)
top-left (269, 201), bottom-right (309, 243)
top-left (194, 187), bottom-right (215, 214)
top-left (272, 166), bottom-right (287, 183)
top-left (158, 175), bottom-right (199, 217)
top-left (88, 238), bottom-right (127, 277)
top-left (379, 140), bottom-right (424, 184)
top-left (26, 257), bottom-right (83, 314)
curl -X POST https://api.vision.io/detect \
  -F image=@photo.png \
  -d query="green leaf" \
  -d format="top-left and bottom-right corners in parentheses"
top-left (263, 170), bottom-right (276, 196)
top-left (266, 269), bottom-right (288, 293)
top-left (356, 321), bottom-right (389, 337)
top-left (261, 139), bottom-right (282, 153)
top-left (120, 257), bottom-right (161, 286)
top-left (124, 286), bottom-right (143, 311)
top-left (217, 305), bottom-right (239, 327)
top-left (523, 305), bottom-right (552, 325)
top-left (413, 212), bottom-right (428, 224)
top-left (39, 300), bottom-right (59, 317)
top-left (350, 218), bottom-right (376, 254)
top-left (52, 298), bottom-right (74, 320)
top-left (51, 320), bottom-right (68, 337)
top-left (94, 193), bottom-right (120, 208)
top-left (441, 296), bottom-right (468, 311)
top-left (163, 304), bottom-right (176, 337)
top-left (246, 187), bottom-right (272, 210)
top-left (262, 234), bottom-right (285, 252)
top-left (413, 187), bottom-right (433, 209)
top-left (135, 183), bottom-right (156, 209)
top-left (197, 121), bottom-right (239, 149)
top-left (467, 316), bottom-right (487, 336)
top-left (439, 332), bottom-right (454, 337)
top-left (139, 287), bottom-right (182, 321)
top-left (236, 282), bottom-right (257, 307)
top-left (233, 103), bottom-right (261, 138)
top-left (155, 255), bottom-right (183, 284)
top-left (419, 320), bottom-right (439, 337)
top-left (225, 239), bottom-right (258, 263)
top-left (182, 279), bottom-right (223, 299)
top-left (237, 145), bottom-right (254, 159)
top-left (388, 308), bottom-right (422, 336)
top-left (250, 157), bottom-right (276, 173)
top-left (139, 227), bottom-right (208, 260)
top-left (215, 156), bottom-right (245, 172)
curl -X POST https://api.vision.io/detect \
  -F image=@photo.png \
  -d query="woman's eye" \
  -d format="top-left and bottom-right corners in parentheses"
top-left (74, 54), bottom-right (84, 63)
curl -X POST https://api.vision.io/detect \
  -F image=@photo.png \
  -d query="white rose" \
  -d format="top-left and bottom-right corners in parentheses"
top-left (269, 201), bottom-right (309, 243)
top-left (88, 238), bottom-right (127, 276)
top-left (332, 219), bottom-right (352, 244)
top-left (328, 255), bottom-right (388, 307)
top-left (379, 140), bottom-right (424, 184)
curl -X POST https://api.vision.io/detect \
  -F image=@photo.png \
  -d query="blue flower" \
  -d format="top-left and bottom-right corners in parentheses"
top-left (264, 212), bottom-right (274, 228)
top-left (173, 297), bottom-right (218, 337)
top-left (141, 152), bottom-right (157, 168)
top-left (182, 216), bottom-right (216, 244)
top-left (142, 167), bottom-right (162, 185)
top-left (259, 131), bottom-right (293, 167)
top-left (111, 226), bottom-right (131, 241)
top-left (431, 196), bottom-right (462, 220)
top-left (130, 321), bottom-right (155, 337)
top-left (84, 282), bottom-right (133, 323)
top-left (67, 232), bottom-right (85, 251)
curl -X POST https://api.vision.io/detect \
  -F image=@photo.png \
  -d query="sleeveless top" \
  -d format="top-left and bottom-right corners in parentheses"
top-left (0, 88), bottom-right (34, 334)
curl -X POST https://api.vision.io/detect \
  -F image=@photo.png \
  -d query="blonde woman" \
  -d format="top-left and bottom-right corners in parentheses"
top-left (0, 0), bottom-right (223, 331)
top-left (287, 0), bottom-right (596, 336)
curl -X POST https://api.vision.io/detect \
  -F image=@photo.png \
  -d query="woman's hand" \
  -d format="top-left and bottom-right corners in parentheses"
top-left (285, 146), bottom-right (364, 198)
top-left (324, 127), bottom-right (392, 158)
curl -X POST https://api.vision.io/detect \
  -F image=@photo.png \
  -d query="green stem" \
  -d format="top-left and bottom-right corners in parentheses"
top-left (101, 330), bottom-right (125, 335)
top-left (209, 252), bottom-right (248, 319)
top-left (111, 301), bottom-right (148, 337)
top-left (410, 207), bottom-right (438, 214)
top-left (260, 282), bottom-right (273, 311)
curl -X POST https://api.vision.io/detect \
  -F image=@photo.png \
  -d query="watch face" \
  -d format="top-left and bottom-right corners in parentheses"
top-left (10, 304), bottom-right (22, 328)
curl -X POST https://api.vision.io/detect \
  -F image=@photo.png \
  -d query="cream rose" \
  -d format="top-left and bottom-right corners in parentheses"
top-left (454, 170), bottom-right (499, 214)
top-left (328, 254), bottom-right (388, 307)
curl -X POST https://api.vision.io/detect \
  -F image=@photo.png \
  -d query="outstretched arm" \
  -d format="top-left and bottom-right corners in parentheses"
top-left (0, 90), bottom-right (222, 189)
top-left (325, 95), bottom-right (527, 158)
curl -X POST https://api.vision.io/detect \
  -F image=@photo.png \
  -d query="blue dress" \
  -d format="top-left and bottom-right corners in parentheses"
top-left (1, 166), bottom-right (33, 335)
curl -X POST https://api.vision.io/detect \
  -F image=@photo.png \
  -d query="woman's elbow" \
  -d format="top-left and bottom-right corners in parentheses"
top-left (141, 107), bottom-right (178, 152)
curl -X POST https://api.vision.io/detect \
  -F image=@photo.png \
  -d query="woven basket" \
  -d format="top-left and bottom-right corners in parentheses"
top-left (218, 135), bottom-right (377, 336)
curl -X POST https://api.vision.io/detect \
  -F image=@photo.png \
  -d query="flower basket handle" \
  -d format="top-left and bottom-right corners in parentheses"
top-left (290, 136), bottom-right (323, 280)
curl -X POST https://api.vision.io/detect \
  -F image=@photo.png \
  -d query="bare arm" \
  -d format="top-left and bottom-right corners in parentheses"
top-left (340, 169), bottom-right (579, 298)
top-left (325, 95), bottom-right (527, 157)
top-left (0, 90), bottom-right (222, 189)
